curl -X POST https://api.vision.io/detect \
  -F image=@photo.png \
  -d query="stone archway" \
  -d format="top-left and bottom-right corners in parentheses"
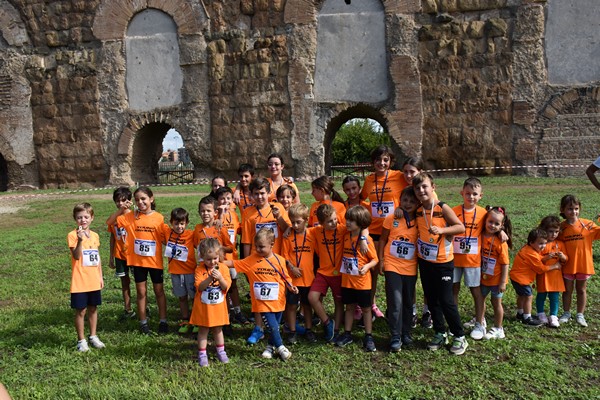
top-left (130, 122), bottom-right (172, 184)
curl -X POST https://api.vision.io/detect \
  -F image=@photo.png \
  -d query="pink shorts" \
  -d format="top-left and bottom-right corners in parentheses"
top-left (563, 273), bottom-right (592, 281)
top-left (310, 273), bottom-right (342, 301)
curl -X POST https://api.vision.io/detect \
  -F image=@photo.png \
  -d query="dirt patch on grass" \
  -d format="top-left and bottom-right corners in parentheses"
top-left (0, 204), bottom-right (27, 215)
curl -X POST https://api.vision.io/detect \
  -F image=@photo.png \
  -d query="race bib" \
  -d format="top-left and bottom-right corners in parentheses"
top-left (390, 240), bottom-right (415, 260)
top-left (256, 222), bottom-right (278, 238)
top-left (341, 256), bottom-right (359, 275)
top-left (371, 201), bottom-right (394, 218)
top-left (481, 256), bottom-right (497, 276)
top-left (134, 239), bottom-right (156, 257)
top-left (201, 286), bottom-right (224, 305)
top-left (253, 282), bottom-right (279, 301)
top-left (164, 242), bottom-right (188, 262)
top-left (82, 249), bottom-right (100, 267)
top-left (228, 229), bottom-right (236, 244)
top-left (453, 236), bottom-right (479, 255)
top-left (417, 239), bottom-right (439, 261)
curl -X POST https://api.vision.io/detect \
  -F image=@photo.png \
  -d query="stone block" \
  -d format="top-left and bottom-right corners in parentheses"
top-left (485, 18), bottom-right (507, 37)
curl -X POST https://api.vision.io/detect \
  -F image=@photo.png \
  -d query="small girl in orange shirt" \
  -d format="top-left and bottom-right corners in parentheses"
top-left (191, 238), bottom-right (231, 367)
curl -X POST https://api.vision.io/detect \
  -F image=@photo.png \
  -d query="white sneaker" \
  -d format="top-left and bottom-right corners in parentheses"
top-left (484, 327), bottom-right (505, 340)
top-left (538, 313), bottom-right (549, 325)
top-left (463, 317), bottom-right (476, 329)
top-left (482, 318), bottom-right (487, 329)
top-left (576, 313), bottom-right (588, 327)
top-left (558, 312), bottom-right (571, 324)
top-left (549, 315), bottom-right (560, 328)
top-left (88, 335), bottom-right (106, 349)
top-left (275, 345), bottom-right (292, 361)
top-left (76, 339), bottom-right (89, 352)
top-left (470, 322), bottom-right (485, 340)
top-left (261, 345), bottom-right (274, 359)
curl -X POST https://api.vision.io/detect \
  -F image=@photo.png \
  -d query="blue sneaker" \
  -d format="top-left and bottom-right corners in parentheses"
top-left (246, 325), bottom-right (264, 345)
top-left (324, 319), bottom-right (335, 342)
top-left (295, 322), bottom-right (307, 335)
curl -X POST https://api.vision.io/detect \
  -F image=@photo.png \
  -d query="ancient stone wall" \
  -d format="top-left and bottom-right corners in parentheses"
top-left (0, 0), bottom-right (598, 189)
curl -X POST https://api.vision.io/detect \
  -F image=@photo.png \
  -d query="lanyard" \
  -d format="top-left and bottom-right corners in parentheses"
top-left (462, 205), bottom-right (476, 245)
top-left (350, 234), bottom-right (359, 260)
top-left (374, 171), bottom-right (389, 210)
top-left (167, 230), bottom-right (181, 264)
top-left (402, 209), bottom-right (413, 228)
top-left (323, 227), bottom-right (337, 268)
top-left (201, 227), bottom-right (214, 240)
top-left (256, 205), bottom-right (273, 219)
top-left (293, 231), bottom-right (307, 268)
top-left (484, 234), bottom-right (495, 266)
top-left (264, 255), bottom-right (294, 289)
top-left (422, 202), bottom-right (436, 231)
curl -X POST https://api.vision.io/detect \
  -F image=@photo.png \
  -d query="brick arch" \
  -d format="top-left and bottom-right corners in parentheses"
top-left (0, 0), bottom-right (30, 46)
top-left (93, 0), bottom-right (207, 40)
top-left (540, 86), bottom-right (600, 120)
top-left (118, 111), bottom-right (175, 155)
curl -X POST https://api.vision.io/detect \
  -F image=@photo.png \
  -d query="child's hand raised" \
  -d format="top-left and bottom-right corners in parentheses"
top-left (210, 268), bottom-right (223, 280)
top-left (271, 205), bottom-right (281, 219)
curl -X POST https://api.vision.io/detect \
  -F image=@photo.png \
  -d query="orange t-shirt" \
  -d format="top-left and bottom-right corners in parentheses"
top-left (509, 244), bottom-right (552, 285)
top-left (415, 202), bottom-right (455, 264)
top-left (340, 233), bottom-right (378, 290)
top-left (220, 209), bottom-right (241, 261)
top-left (161, 225), bottom-right (197, 275)
top-left (312, 225), bottom-right (348, 277)
top-left (361, 170), bottom-right (407, 235)
top-left (558, 218), bottom-right (600, 275)
top-left (479, 233), bottom-right (510, 286)
top-left (241, 203), bottom-right (290, 255)
top-left (67, 230), bottom-right (103, 293)
top-left (281, 228), bottom-right (316, 287)
top-left (232, 253), bottom-right (290, 313)
top-left (238, 189), bottom-right (255, 214)
top-left (537, 240), bottom-right (567, 293)
top-left (267, 177), bottom-right (299, 203)
top-left (344, 200), bottom-right (370, 211)
top-left (190, 262), bottom-right (231, 327)
top-left (382, 214), bottom-right (418, 276)
top-left (452, 205), bottom-right (486, 268)
top-left (107, 219), bottom-right (128, 260)
top-left (193, 223), bottom-right (237, 260)
top-left (308, 200), bottom-right (347, 227)
top-left (117, 211), bottom-right (165, 269)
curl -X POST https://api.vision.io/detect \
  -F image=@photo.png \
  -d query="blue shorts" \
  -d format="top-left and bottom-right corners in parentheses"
top-left (510, 280), bottom-right (532, 297)
top-left (71, 290), bottom-right (102, 309)
top-left (481, 284), bottom-right (504, 299)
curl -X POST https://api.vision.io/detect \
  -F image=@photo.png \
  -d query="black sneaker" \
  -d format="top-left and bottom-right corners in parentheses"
top-left (401, 334), bottom-right (414, 346)
top-left (287, 332), bottom-right (298, 345)
top-left (335, 332), bottom-right (353, 347)
top-left (421, 312), bottom-right (433, 329)
top-left (516, 312), bottom-right (524, 321)
top-left (331, 332), bottom-right (341, 344)
top-left (158, 321), bottom-right (168, 334)
top-left (363, 334), bottom-right (376, 352)
top-left (411, 313), bottom-right (418, 329)
top-left (233, 311), bottom-right (249, 325)
top-left (523, 317), bottom-right (543, 327)
top-left (305, 330), bottom-right (317, 343)
top-left (140, 323), bottom-right (151, 335)
top-left (390, 335), bottom-right (402, 352)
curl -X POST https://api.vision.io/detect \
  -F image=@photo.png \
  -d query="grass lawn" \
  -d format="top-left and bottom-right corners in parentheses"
top-left (0, 177), bottom-right (599, 399)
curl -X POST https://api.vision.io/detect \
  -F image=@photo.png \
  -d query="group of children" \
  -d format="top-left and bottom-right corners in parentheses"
top-left (67, 148), bottom-right (597, 364)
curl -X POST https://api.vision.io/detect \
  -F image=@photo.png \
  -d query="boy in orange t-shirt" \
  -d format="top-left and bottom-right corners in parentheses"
top-left (224, 228), bottom-right (298, 361)
top-left (193, 196), bottom-right (236, 261)
top-left (68, 203), bottom-right (105, 352)
top-left (335, 206), bottom-right (378, 351)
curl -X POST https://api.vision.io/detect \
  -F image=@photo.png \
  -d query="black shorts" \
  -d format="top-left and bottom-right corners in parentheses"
top-left (115, 258), bottom-right (130, 277)
top-left (341, 287), bottom-right (371, 308)
top-left (71, 290), bottom-right (102, 309)
top-left (286, 286), bottom-right (310, 306)
top-left (133, 266), bottom-right (164, 284)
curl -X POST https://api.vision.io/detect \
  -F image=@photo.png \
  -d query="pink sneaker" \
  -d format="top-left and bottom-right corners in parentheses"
top-left (354, 304), bottom-right (363, 320)
top-left (372, 303), bottom-right (384, 319)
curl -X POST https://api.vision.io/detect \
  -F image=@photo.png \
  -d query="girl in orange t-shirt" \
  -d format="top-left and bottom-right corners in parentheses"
top-left (308, 176), bottom-right (347, 227)
top-left (266, 153), bottom-right (300, 204)
top-left (342, 175), bottom-right (370, 211)
top-left (479, 207), bottom-right (512, 339)
top-left (336, 206), bottom-right (378, 351)
top-left (557, 195), bottom-right (600, 327)
top-left (191, 238), bottom-right (231, 367)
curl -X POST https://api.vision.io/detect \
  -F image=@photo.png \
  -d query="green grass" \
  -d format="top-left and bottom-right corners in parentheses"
top-left (1, 177), bottom-right (600, 399)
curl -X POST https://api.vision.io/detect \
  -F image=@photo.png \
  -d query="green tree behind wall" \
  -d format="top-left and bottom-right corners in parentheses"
top-left (331, 118), bottom-right (390, 165)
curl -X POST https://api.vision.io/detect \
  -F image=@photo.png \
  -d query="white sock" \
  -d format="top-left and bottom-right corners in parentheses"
top-left (523, 313), bottom-right (531, 319)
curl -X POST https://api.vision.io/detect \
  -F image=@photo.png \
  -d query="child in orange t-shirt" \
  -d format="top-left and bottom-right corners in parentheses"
top-left (342, 175), bottom-right (370, 211)
top-left (106, 187), bottom-right (135, 320)
top-left (191, 238), bottom-right (232, 367)
top-left (557, 195), bottom-right (600, 327)
top-left (510, 228), bottom-right (561, 326)
top-left (112, 187), bottom-right (168, 335)
top-left (276, 184), bottom-right (297, 212)
top-left (479, 207), bottom-right (512, 339)
top-left (68, 203), bottom-right (105, 352)
top-left (194, 196), bottom-right (236, 261)
top-left (224, 228), bottom-right (298, 361)
top-left (536, 215), bottom-right (567, 328)
top-left (281, 203), bottom-right (316, 343)
top-left (336, 206), bottom-right (378, 351)
top-left (161, 208), bottom-right (197, 334)
top-left (308, 176), bottom-right (346, 227)
top-left (379, 186), bottom-right (419, 351)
